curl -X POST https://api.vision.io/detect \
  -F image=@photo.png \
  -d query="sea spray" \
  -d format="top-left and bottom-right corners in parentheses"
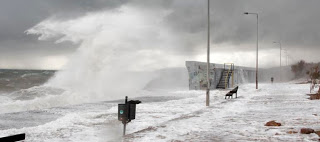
top-left (0, 5), bottom-right (182, 113)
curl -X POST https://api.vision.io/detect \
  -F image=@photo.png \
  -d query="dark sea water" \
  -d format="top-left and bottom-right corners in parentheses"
top-left (0, 69), bottom-right (56, 93)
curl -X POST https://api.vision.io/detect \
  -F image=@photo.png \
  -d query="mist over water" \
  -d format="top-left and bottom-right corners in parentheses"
top-left (0, 5), bottom-right (190, 113)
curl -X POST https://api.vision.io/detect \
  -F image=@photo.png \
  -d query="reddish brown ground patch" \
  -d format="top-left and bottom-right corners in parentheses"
top-left (307, 94), bottom-right (320, 100)
top-left (314, 131), bottom-right (320, 136)
top-left (300, 128), bottom-right (315, 134)
top-left (265, 121), bottom-right (281, 126)
top-left (287, 130), bottom-right (298, 134)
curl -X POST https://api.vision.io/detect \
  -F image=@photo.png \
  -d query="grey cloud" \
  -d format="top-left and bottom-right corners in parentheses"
top-left (0, 0), bottom-right (129, 69)
top-left (0, 0), bottom-right (128, 41)
top-left (1, 0), bottom-right (320, 69)
top-left (160, 0), bottom-right (320, 50)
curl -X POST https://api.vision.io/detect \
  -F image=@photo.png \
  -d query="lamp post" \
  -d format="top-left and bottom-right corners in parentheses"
top-left (206, 0), bottom-right (210, 106)
top-left (273, 41), bottom-right (282, 81)
top-left (283, 49), bottom-right (288, 66)
top-left (244, 12), bottom-right (259, 89)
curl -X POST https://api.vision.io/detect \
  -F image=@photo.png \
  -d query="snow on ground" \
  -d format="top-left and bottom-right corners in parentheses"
top-left (1, 83), bottom-right (320, 142)
top-left (127, 83), bottom-right (320, 142)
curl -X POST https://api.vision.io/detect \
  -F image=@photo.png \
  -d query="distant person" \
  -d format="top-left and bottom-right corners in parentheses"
top-left (271, 77), bottom-right (274, 84)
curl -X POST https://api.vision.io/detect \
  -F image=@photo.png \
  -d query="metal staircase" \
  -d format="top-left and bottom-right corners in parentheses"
top-left (216, 63), bottom-right (234, 89)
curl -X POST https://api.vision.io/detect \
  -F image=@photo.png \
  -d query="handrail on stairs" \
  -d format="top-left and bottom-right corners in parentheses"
top-left (224, 63), bottom-right (234, 89)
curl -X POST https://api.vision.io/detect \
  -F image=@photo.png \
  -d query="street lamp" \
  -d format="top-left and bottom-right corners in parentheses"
top-left (206, 0), bottom-right (211, 106)
top-left (282, 49), bottom-right (288, 66)
top-left (273, 41), bottom-right (282, 81)
top-left (244, 12), bottom-right (259, 89)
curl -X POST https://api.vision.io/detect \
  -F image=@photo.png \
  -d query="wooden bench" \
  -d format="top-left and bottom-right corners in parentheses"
top-left (225, 86), bottom-right (238, 99)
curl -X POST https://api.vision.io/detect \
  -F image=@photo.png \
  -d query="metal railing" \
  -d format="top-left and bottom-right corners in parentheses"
top-left (224, 63), bottom-right (234, 89)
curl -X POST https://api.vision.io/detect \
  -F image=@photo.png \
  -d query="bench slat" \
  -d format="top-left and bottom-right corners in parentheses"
top-left (225, 86), bottom-right (238, 99)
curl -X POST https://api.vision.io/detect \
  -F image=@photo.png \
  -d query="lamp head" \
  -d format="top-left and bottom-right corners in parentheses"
top-left (244, 12), bottom-right (249, 15)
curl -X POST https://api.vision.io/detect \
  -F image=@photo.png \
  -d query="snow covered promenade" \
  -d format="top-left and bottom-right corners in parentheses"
top-left (1, 83), bottom-right (320, 141)
top-left (127, 83), bottom-right (320, 141)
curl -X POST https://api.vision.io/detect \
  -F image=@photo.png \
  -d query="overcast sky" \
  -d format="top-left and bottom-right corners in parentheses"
top-left (0, 0), bottom-right (320, 69)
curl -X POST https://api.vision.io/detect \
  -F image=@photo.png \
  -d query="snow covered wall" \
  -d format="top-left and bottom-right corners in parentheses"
top-left (186, 61), bottom-right (295, 90)
top-left (186, 61), bottom-right (256, 90)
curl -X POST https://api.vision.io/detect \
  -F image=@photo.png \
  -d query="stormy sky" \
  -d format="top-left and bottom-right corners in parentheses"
top-left (0, 0), bottom-right (320, 69)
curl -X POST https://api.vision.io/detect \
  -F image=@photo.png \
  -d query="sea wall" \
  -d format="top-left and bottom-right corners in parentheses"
top-left (186, 61), bottom-right (256, 90)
